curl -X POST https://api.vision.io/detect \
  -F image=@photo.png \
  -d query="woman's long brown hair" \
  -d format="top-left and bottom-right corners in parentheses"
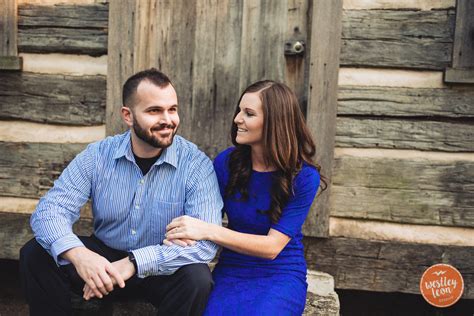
top-left (226, 80), bottom-right (327, 224)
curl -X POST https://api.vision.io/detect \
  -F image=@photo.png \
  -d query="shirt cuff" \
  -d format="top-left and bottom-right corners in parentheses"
top-left (50, 234), bottom-right (84, 265)
top-left (132, 246), bottom-right (161, 278)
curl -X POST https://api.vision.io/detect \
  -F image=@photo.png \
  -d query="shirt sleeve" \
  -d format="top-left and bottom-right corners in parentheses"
top-left (271, 166), bottom-right (320, 238)
top-left (30, 143), bottom-right (97, 265)
top-left (131, 152), bottom-right (223, 277)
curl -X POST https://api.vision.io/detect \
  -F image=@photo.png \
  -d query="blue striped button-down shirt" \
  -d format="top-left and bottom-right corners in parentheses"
top-left (31, 131), bottom-right (223, 277)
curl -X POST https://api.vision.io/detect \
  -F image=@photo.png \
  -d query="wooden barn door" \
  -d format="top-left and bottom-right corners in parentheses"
top-left (106, 0), bottom-right (342, 237)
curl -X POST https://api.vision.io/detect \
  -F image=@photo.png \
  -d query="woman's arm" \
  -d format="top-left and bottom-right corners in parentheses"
top-left (165, 216), bottom-right (290, 260)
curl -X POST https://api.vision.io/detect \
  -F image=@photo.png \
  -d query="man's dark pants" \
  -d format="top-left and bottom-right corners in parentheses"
top-left (19, 236), bottom-right (213, 316)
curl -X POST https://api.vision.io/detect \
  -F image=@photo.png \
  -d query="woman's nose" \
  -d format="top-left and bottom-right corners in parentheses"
top-left (234, 112), bottom-right (243, 124)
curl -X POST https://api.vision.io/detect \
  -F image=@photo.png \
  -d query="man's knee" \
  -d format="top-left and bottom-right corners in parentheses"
top-left (20, 238), bottom-right (49, 271)
top-left (178, 264), bottom-right (213, 294)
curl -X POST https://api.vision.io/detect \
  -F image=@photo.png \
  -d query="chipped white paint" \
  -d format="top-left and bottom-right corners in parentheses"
top-left (0, 197), bottom-right (38, 214)
top-left (343, 0), bottom-right (454, 10)
top-left (339, 68), bottom-right (445, 88)
top-left (330, 217), bottom-right (474, 246)
top-left (20, 53), bottom-right (107, 76)
top-left (0, 121), bottom-right (105, 143)
top-left (0, 197), bottom-right (93, 218)
top-left (18, 0), bottom-right (106, 4)
top-left (335, 147), bottom-right (474, 162)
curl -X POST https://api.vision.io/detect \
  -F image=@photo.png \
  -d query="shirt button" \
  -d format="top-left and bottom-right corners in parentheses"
top-left (135, 204), bottom-right (140, 209)
top-left (131, 229), bottom-right (136, 235)
top-left (139, 179), bottom-right (144, 185)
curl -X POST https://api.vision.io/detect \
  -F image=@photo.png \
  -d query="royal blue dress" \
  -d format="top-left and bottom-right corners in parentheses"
top-left (204, 148), bottom-right (320, 316)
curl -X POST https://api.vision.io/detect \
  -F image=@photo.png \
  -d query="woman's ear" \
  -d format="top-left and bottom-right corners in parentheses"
top-left (121, 106), bottom-right (133, 128)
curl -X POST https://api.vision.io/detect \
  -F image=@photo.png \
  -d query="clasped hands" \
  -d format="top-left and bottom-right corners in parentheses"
top-left (62, 247), bottom-right (134, 301)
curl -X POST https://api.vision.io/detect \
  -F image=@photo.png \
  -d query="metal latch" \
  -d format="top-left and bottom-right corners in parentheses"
top-left (284, 40), bottom-right (305, 56)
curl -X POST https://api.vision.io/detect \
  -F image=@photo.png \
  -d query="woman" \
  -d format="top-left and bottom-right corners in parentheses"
top-left (165, 80), bottom-right (324, 315)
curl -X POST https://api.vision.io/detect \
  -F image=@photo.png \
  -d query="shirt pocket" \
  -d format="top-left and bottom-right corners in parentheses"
top-left (150, 200), bottom-right (183, 241)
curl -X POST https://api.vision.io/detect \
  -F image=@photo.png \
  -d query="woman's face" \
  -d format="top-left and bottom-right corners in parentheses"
top-left (234, 92), bottom-right (264, 147)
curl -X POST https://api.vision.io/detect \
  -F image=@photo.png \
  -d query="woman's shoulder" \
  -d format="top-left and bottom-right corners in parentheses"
top-left (213, 147), bottom-right (235, 171)
top-left (214, 147), bottom-right (235, 163)
top-left (294, 163), bottom-right (320, 189)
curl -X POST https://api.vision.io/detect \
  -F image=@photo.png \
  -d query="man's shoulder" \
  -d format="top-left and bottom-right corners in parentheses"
top-left (173, 135), bottom-right (209, 162)
top-left (89, 131), bottom-right (129, 154)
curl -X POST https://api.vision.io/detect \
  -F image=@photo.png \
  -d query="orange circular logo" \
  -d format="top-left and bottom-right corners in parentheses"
top-left (420, 264), bottom-right (464, 308)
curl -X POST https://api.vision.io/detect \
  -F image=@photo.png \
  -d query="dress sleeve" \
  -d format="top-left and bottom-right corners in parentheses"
top-left (271, 166), bottom-right (320, 238)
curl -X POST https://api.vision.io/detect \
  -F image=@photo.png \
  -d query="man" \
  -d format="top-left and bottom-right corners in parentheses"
top-left (19, 68), bottom-right (223, 315)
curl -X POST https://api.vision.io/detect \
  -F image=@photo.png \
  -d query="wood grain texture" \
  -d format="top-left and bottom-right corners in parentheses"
top-left (285, 0), bottom-right (310, 112)
top-left (331, 154), bottom-right (474, 227)
top-left (303, 0), bottom-right (343, 237)
top-left (0, 72), bottom-right (105, 125)
top-left (239, 0), bottom-right (287, 88)
top-left (0, 0), bottom-right (18, 56)
top-left (303, 236), bottom-right (474, 298)
top-left (451, 0), bottom-right (474, 69)
top-left (105, 0), bottom-right (137, 136)
top-left (0, 212), bottom-right (92, 260)
top-left (335, 117), bottom-right (474, 152)
top-left (0, 142), bottom-right (86, 198)
top-left (340, 9), bottom-right (455, 70)
top-left (338, 85), bottom-right (474, 118)
top-left (17, 3), bottom-right (108, 55)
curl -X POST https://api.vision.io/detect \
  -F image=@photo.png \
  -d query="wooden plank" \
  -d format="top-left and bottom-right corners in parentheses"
top-left (330, 151), bottom-right (474, 227)
top-left (0, 142), bottom-right (86, 199)
top-left (0, 56), bottom-right (22, 70)
top-left (445, 68), bottom-right (474, 84)
top-left (17, 3), bottom-right (108, 56)
top-left (285, 0), bottom-right (310, 113)
top-left (303, 237), bottom-right (474, 298)
top-left (239, 0), bottom-right (287, 89)
top-left (341, 9), bottom-right (455, 70)
top-left (338, 86), bottom-right (474, 118)
top-left (106, 0), bottom-right (137, 136)
top-left (0, 72), bottom-right (105, 125)
top-left (0, 0), bottom-right (18, 56)
top-left (451, 0), bottom-right (474, 69)
top-left (0, 212), bottom-right (92, 260)
top-left (18, 3), bottom-right (108, 28)
top-left (211, 0), bottom-right (243, 158)
top-left (189, 0), bottom-right (219, 156)
top-left (303, 0), bottom-right (343, 237)
top-left (335, 117), bottom-right (474, 152)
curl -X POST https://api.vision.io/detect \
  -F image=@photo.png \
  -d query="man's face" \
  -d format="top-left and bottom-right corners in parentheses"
top-left (129, 81), bottom-right (179, 149)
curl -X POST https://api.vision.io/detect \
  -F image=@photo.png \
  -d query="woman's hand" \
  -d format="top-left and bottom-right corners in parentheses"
top-left (165, 215), bottom-right (212, 241)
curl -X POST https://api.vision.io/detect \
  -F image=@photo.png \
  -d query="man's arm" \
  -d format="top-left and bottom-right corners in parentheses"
top-left (131, 153), bottom-right (223, 277)
top-left (31, 143), bottom-right (95, 262)
top-left (31, 143), bottom-right (125, 297)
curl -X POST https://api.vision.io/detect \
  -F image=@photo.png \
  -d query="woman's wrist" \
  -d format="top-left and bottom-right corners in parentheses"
top-left (205, 223), bottom-right (218, 241)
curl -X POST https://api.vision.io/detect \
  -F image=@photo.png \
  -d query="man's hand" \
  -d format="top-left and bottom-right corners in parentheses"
top-left (83, 256), bottom-right (135, 300)
top-left (62, 247), bottom-right (125, 300)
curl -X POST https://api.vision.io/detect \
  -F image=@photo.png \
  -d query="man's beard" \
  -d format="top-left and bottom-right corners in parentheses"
top-left (133, 116), bottom-right (177, 149)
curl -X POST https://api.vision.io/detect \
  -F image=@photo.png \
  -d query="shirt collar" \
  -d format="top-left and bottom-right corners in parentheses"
top-left (113, 130), bottom-right (178, 168)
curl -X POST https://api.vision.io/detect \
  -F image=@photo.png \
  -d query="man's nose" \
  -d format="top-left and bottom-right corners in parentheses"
top-left (160, 112), bottom-right (171, 125)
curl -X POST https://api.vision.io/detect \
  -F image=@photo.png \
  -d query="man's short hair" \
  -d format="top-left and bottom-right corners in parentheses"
top-left (122, 68), bottom-right (173, 108)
